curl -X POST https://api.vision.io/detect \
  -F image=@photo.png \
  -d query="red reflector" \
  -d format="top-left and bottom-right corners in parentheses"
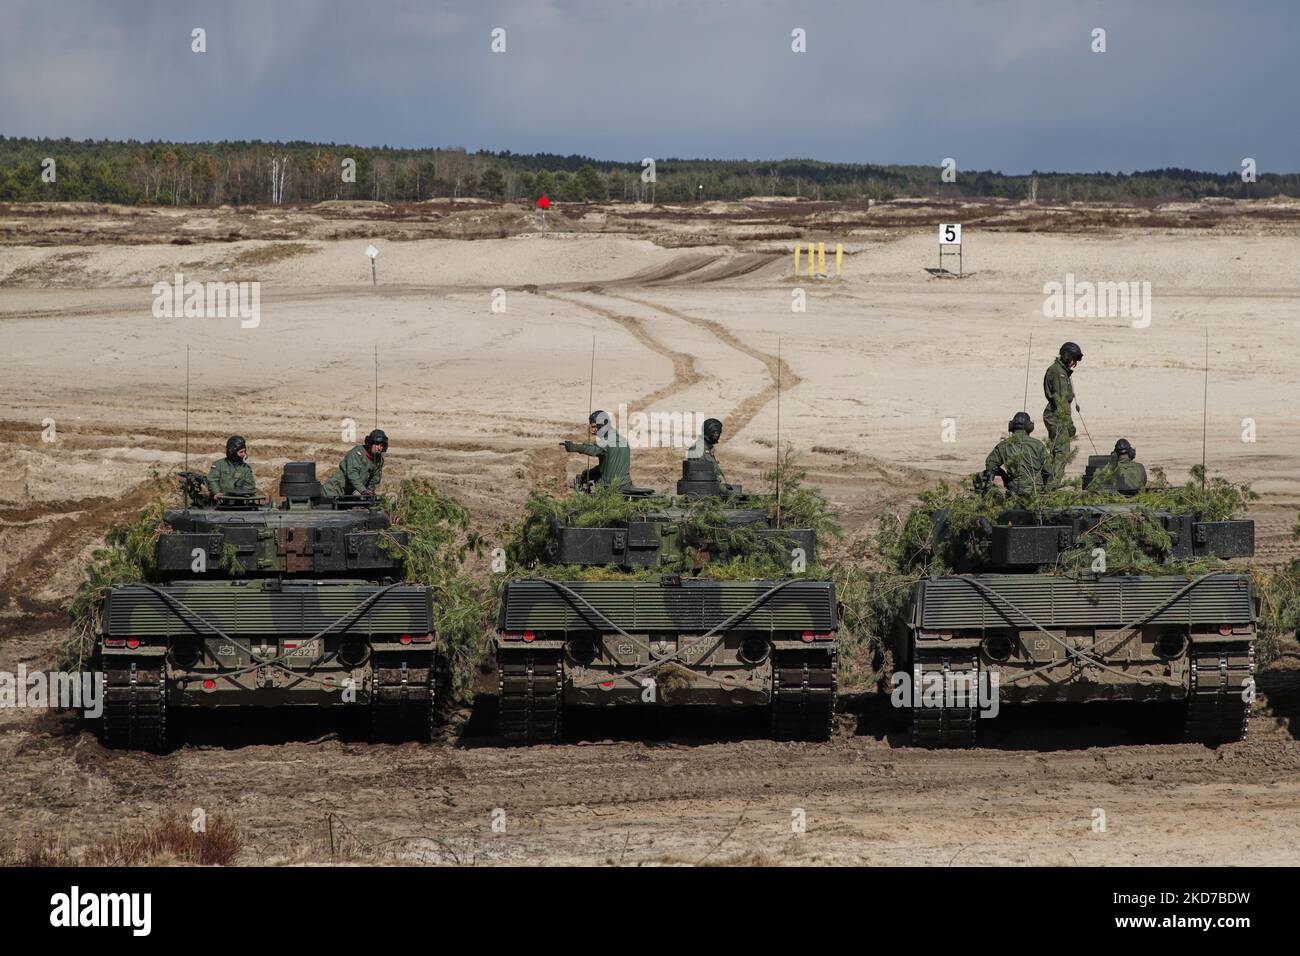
top-left (399, 634), bottom-right (412, 645)
top-left (105, 639), bottom-right (126, 647)
top-left (522, 631), bottom-right (536, 643)
top-left (814, 632), bottom-right (834, 641)
top-left (202, 679), bottom-right (215, 690)
top-left (126, 639), bottom-right (141, 649)
top-left (1219, 625), bottom-right (1233, 636)
top-left (283, 642), bottom-right (298, 650)
top-left (412, 634), bottom-right (433, 644)
top-left (801, 631), bottom-right (814, 643)
top-left (601, 681), bottom-right (613, 688)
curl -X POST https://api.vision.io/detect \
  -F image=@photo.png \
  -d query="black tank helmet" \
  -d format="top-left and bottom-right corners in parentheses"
top-left (702, 418), bottom-right (723, 444)
top-left (589, 410), bottom-right (610, 426)
top-left (365, 429), bottom-right (389, 453)
top-left (225, 435), bottom-right (247, 461)
top-left (1059, 341), bottom-right (1083, 363)
top-left (1008, 412), bottom-right (1035, 434)
top-left (1113, 438), bottom-right (1135, 459)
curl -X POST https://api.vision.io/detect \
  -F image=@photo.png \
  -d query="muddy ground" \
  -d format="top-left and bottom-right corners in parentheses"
top-left (1, 197), bottom-right (1298, 865)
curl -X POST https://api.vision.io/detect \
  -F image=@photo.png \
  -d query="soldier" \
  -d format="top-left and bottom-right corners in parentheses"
top-left (1043, 341), bottom-right (1083, 449)
top-left (982, 412), bottom-right (1050, 497)
top-left (207, 435), bottom-right (256, 496)
top-left (685, 417), bottom-right (725, 480)
top-left (562, 410), bottom-right (632, 491)
top-left (1089, 438), bottom-right (1148, 496)
top-left (322, 428), bottom-right (387, 498)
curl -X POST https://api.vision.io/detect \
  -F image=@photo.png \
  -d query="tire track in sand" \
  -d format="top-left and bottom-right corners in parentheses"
top-left (539, 291), bottom-right (703, 409)
top-left (605, 293), bottom-right (798, 437)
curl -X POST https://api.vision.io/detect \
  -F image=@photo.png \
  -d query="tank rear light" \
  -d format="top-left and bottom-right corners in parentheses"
top-left (1218, 625), bottom-right (1233, 636)
top-left (104, 638), bottom-right (126, 648)
top-left (410, 634), bottom-right (433, 644)
top-left (202, 679), bottom-right (216, 690)
top-left (802, 631), bottom-right (815, 642)
top-left (399, 634), bottom-right (412, 645)
top-left (126, 639), bottom-right (141, 649)
top-left (522, 631), bottom-right (536, 643)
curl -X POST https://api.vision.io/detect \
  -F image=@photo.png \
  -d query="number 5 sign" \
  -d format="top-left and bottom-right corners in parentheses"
top-left (938, 223), bottom-right (963, 275)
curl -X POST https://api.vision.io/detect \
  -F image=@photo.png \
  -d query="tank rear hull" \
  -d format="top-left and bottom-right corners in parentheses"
top-left (496, 577), bottom-right (838, 743)
top-left (97, 580), bottom-right (438, 749)
top-left (895, 572), bottom-right (1256, 747)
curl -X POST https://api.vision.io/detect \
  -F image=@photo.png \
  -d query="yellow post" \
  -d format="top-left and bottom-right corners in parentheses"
top-left (793, 243), bottom-right (802, 275)
top-left (807, 245), bottom-right (815, 277)
top-left (817, 241), bottom-right (826, 275)
top-left (835, 243), bottom-right (843, 276)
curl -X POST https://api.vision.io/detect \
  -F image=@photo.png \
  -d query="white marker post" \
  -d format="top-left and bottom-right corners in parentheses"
top-left (938, 223), bottom-right (962, 275)
top-left (366, 244), bottom-right (380, 286)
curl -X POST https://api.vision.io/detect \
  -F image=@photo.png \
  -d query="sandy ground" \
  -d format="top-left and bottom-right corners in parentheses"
top-left (0, 198), bottom-right (1298, 865)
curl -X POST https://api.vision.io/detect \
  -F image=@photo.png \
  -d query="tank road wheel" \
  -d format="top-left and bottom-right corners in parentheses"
top-left (101, 661), bottom-right (170, 752)
top-left (370, 652), bottom-right (436, 743)
top-left (910, 650), bottom-right (979, 748)
top-left (1183, 639), bottom-right (1255, 746)
top-left (498, 651), bottom-right (563, 745)
top-left (771, 648), bottom-right (837, 742)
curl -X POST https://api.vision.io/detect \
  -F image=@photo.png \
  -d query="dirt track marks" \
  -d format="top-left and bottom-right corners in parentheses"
top-left (540, 292), bottom-right (703, 409)
top-left (610, 293), bottom-right (796, 438)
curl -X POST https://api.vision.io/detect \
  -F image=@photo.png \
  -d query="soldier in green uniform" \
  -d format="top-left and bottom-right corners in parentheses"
top-left (1043, 341), bottom-right (1082, 449)
top-left (207, 435), bottom-right (256, 496)
top-left (686, 417), bottom-right (725, 482)
top-left (982, 412), bottom-right (1050, 497)
top-left (322, 429), bottom-right (387, 498)
top-left (1088, 438), bottom-right (1148, 496)
top-left (562, 410), bottom-right (632, 491)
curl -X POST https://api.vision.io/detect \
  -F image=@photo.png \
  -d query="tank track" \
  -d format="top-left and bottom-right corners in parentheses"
top-left (498, 650), bottom-right (563, 745)
top-left (369, 652), bottom-right (436, 743)
top-left (102, 660), bottom-right (169, 752)
top-left (771, 648), bottom-right (837, 742)
top-left (1183, 639), bottom-right (1254, 746)
top-left (910, 649), bottom-right (979, 748)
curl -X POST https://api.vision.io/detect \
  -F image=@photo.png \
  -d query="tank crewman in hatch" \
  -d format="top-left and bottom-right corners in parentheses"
top-left (562, 410), bottom-right (632, 491)
top-left (982, 412), bottom-right (1050, 497)
top-left (322, 429), bottom-right (387, 498)
top-left (685, 417), bottom-right (726, 482)
top-left (1088, 438), bottom-right (1148, 496)
top-left (207, 435), bottom-right (257, 496)
top-left (1043, 341), bottom-right (1083, 452)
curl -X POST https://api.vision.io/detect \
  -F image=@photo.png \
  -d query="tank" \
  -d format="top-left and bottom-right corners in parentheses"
top-left (892, 501), bottom-right (1257, 747)
top-left (96, 463), bottom-right (439, 750)
top-left (495, 458), bottom-right (838, 744)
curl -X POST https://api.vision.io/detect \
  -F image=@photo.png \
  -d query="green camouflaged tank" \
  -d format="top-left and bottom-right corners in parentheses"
top-left (97, 462), bottom-right (438, 751)
top-left (893, 502), bottom-right (1257, 748)
top-left (496, 458), bottom-right (838, 744)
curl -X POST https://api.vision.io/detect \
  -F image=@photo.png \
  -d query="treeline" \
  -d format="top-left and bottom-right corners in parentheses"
top-left (1, 136), bottom-right (1296, 206)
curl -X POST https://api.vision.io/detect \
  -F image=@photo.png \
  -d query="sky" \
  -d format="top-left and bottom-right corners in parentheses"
top-left (0, 0), bottom-right (1295, 174)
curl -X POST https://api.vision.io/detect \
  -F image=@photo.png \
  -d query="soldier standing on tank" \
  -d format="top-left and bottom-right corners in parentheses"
top-left (982, 412), bottom-right (1050, 497)
top-left (322, 429), bottom-right (387, 498)
top-left (1043, 341), bottom-right (1082, 447)
top-left (685, 417), bottom-right (726, 483)
top-left (207, 435), bottom-right (256, 496)
top-left (562, 410), bottom-right (632, 491)
top-left (1088, 438), bottom-right (1148, 495)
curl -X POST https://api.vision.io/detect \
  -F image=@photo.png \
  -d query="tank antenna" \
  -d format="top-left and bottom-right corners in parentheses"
top-left (775, 335), bottom-right (783, 529)
top-left (586, 335), bottom-right (596, 478)
top-left (184, 344), bottom-right (190, 473)
top-left (374, 343), bottom-right (379, 430)
top-left (1022, 332), bottom-right (1033, 412)
top-left (1201, 327), bottom-right (1209, 490)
